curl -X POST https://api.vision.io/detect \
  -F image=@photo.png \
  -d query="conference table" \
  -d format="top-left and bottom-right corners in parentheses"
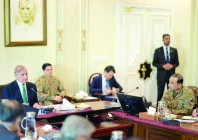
top-left (111, 112), bottom-right (198, 140)
top-left (36, 101), bottom-right (198, 140)
top-left (36, 101), bottom-right (133, 139)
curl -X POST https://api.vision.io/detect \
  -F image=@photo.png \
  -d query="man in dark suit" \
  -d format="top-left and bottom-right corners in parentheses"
top-left (2, 65), bottom-right (41, 109)
top-left (0, 100), bottom-right (24, 140)
top-left (89, 65), bottom-right (123, 100)
top-left (153, 34), bottom-right (179, 104)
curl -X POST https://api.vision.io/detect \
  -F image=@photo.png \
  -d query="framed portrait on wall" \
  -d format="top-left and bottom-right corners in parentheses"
top-left (4, 0), bottom-right (47, 46)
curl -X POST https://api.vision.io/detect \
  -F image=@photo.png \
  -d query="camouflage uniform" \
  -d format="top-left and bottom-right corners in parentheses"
top-left (161, 86), bottom-right (196, 115)
top-left (36, 75), bottom-right (66, 105)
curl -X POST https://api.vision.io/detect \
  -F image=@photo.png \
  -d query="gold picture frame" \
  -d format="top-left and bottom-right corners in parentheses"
top-left (4, 0), bottom-right (47, 47)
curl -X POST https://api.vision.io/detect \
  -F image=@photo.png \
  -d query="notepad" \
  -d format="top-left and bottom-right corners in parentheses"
top-left (192, 117), bottom-right (198, 120)
top-left (182, 116), bottom-right (193, 120)
top-left (182, 116), bottom-right (198, 121)
top-left (42, 104), bottom-right (75, 111)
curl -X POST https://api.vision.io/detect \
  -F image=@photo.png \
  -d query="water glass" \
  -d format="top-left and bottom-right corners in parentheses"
top-left (21, 112), bottom-right (37, 139)
top-left (110, 130), bottom-right (123, 140)
top-left (157, 101), bottom-right (167, 119)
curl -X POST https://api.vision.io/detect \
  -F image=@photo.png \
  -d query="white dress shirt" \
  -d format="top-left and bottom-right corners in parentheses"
top-left (102, 75), bottom-right (109, 95)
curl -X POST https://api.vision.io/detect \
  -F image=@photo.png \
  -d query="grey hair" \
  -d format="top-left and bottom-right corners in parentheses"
top-left (60, 115), bottom-right (95, 140)
top-left (14, 65), bottom-right (26, 75)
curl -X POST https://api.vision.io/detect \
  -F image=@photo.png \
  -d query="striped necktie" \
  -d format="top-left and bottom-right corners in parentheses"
top-left (106, 80), bottom-right (111, 90)
top-left (166, 48), bottom-right (170, 63)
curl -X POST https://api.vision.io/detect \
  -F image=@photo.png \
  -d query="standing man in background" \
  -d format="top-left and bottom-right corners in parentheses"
top-left (153, 34), bottom-right (179, 104)
top-left (36, 63), bottom-right (67, 105)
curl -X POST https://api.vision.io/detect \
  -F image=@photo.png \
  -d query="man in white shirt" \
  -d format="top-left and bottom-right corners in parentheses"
top-left (89, 65), bottom-right (123, 100)
top-left (2, 65), bottom-right (42, 109)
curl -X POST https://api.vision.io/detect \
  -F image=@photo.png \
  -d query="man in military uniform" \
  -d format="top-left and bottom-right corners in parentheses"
top-left (36, 63), bottom-right (67, 105)
top-left (161, 73), bottom-right (196, 115)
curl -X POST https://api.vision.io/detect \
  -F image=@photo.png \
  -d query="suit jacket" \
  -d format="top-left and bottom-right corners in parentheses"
top-left (152, 46), bottom-right (179, 81)
top-left (0, 124), bottom-right (20, 140)
top-left (89, 74), bottom-right (123, 95)
top-left (2, 80), bottom-right (38, 107)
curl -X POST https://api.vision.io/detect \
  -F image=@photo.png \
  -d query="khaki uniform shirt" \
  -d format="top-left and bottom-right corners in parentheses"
top-left (36, 75), bottom-right (66, 105)
top-left (161, 86), bottom-right (196, 115)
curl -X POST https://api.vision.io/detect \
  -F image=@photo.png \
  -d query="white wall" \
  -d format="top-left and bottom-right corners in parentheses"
top-left (0, 0), bottom-right (57, 84)
top-left (88, 0), bottom-right (197, 87)
top-left (0, 0), bottom-right (197, 96)
top-left (88, 0), bottom-right (117, 76)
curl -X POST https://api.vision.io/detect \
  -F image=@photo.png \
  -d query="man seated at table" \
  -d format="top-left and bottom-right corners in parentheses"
top-left (2, 65), bottom-right (41, 109)
top-left (0, 100), bottom-right (24, 140)
top-left (89, 65), bottom-right (123, 101)
top-left (161, 73), bottom-right (196, 115)
top-left (60, 115), bottom-right (95, 140)
top-left (36, 63), bottom-right (67, 105)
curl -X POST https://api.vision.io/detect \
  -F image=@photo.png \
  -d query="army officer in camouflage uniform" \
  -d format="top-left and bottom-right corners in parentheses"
top-left (161, 73), bottom-right (196, 115)
top-left (36, 63), bottom-right (67, 105)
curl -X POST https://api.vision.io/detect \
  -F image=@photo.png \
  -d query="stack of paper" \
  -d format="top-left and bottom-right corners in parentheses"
top-left (181, 116), bottom-right (198, 121)
top-left (76, 91), bottom-right (88, 97)
top-left (182, 116), bottom-right (193, 120)
top-left (42, 104), bottom-right (75, 111)
top-left (192, 117), bottom-right (198, 120)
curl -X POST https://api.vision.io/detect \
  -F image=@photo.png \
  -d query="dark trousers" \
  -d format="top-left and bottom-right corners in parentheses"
top-left (157, 71), bottom-right (172, 104)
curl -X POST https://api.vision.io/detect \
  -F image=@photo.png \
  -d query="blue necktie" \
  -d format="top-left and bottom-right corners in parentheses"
top-left (166, 48), bottom-right (170, 63)
top-left (106, 80), bottom-right (111, 90)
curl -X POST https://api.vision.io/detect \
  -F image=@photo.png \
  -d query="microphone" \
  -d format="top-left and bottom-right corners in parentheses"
top-left (125, 87), bottom-right (139, 94)
top-left (31, 88), bottom-right (38, 94)
top-left (31, 88), bottom-right (46, 103)
top-left (31, 88), bottom-right (54, 114)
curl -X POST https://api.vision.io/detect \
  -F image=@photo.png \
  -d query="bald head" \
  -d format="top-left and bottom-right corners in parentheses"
top-left (14, 65), bottom-right (28, 84)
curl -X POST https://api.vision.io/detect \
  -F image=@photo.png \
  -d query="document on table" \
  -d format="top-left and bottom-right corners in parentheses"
top-left (182, 116), bottom-right (193, 120)
top-left (179, 115), bottom-right (198, 122)
top-left (84, 96), bottom-right (98, 99)
top-left (42, 104), bottom-right (75, 111)
top-left (182, 116), bottom-right (198, 120)
top-left (175, 119), bottom-right (196, 123)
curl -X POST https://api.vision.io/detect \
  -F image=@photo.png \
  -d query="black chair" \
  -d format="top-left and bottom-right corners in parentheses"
top-left (88, 73), bottom-right (102, 101)
top-left (0, 85), bottom-right (5, 102)
top-left (187, 86), bottom-right (198, 108)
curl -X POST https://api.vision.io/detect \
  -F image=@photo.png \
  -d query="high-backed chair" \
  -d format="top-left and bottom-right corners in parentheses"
top-left (187, 86), bottom-right (198, 108)
top-left (88, 73), bottom-right (102, 101)
top-left (0, 85), bottom-right (5, 102)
